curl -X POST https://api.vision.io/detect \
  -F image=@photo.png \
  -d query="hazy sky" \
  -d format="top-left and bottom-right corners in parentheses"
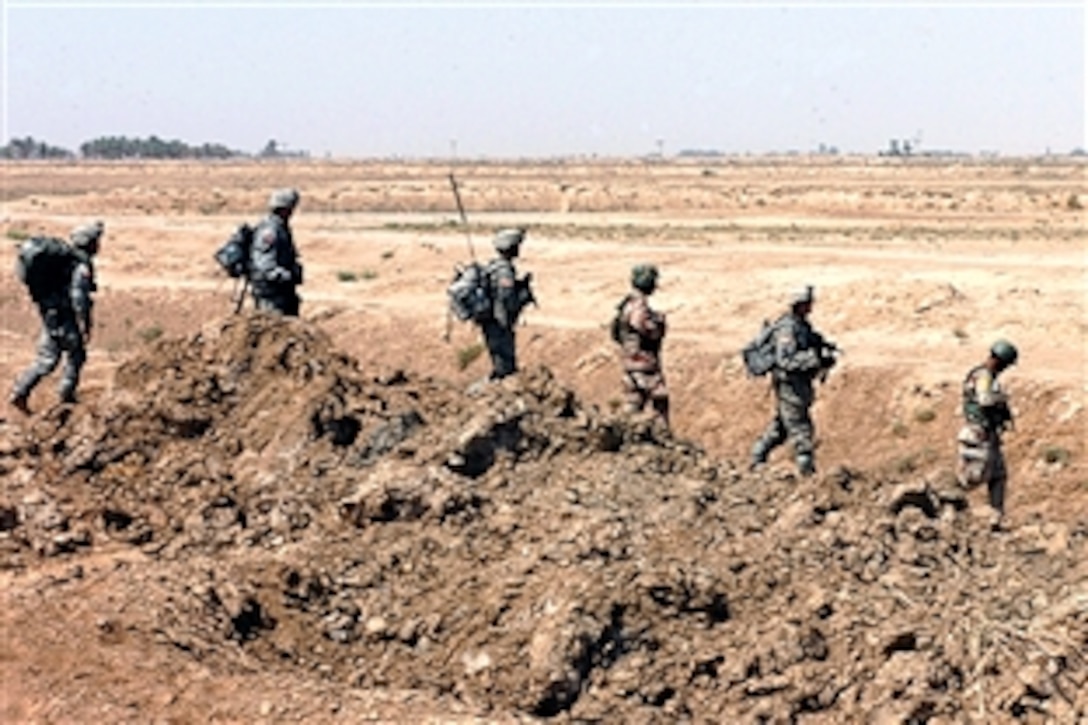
top-left (2, 1), bottom-right (1084, 157)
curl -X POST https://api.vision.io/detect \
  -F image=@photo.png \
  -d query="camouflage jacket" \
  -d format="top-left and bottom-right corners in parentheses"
top-left (249, 214), bottom-right (300, 291)
top-left (619, 291), bottom-right (666, 373)
top-left (962, 364), bottom-right (1012, 434)
top-left (486, 256), bottom-right (518, 329)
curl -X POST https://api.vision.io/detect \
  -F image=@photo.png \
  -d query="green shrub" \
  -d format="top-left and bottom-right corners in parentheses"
top-left (138, 324), bottom-right (163, 343)
top-left (456, 343), bottom-right (484, 370)
top-left (1041, 446), bottom-right (1071, 465)
top-left (5, 228), bottom-right (30, 241)
top-left (336, 270), bottom-right (358, 283)
top-left (913, 408), bottom-right (937, 424)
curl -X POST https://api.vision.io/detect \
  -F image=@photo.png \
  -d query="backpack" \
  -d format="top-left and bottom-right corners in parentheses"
top-left (610, 294), bottom-right (632, 344)
top-left (213, 223), bottom-right (255, 278)
top-left (14, 236), bottom-right (79, 302)
top-left (447, 261), bottom-right (493, 322)
top-left (741, 319), bottom-right (778, 377)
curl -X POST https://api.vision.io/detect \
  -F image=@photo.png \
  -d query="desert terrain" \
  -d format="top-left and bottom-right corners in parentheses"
top-left (0, 157), bottom-right (1085, 723)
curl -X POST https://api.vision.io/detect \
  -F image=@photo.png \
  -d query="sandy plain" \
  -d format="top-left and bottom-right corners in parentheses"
top-left (0, 157), bottom-right (1084, 722)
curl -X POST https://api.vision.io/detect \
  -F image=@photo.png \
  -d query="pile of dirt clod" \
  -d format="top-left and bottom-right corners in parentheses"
top-left (1, 315), bottom-right (1085, 723)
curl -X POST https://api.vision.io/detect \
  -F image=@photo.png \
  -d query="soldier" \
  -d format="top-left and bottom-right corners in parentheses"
top-left (957, 340), bottom-right (1018, 524)
top-left (249, 188), bottom-right (303, 316)
top-left (479, 228), bottom-right (530, 380)
top-left (10, 221), bottom-right (103, 413)
top-left (615, 264), bottom-right (669, 428)
top-left (749, 285), bottom-right (838, 476)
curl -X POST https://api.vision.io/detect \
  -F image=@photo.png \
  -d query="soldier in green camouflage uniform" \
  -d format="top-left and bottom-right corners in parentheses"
top-left (750, 286), bottom-right (837, 476)
top-left (957, 340), bottom-right (1018, 520)
top-left (249, 188), bottom-right (303, 316)
top-left (479, 228), bottom-right (529, 380)
top-left (616, 264), bottom-right (669, 428)
top-left (10, 221), bottom-right (103, 413)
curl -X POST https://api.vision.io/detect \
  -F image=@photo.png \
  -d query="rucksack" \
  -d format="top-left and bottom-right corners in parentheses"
top-left (447, 261), bottom-right (493, 322)
top-left (15, 236), bottom-right (79, 302)
top-left (610, 294), bottom-right (632, 344)
top-left (742, 319), bottom-right (779, 377)
top-left (213, 223), bottom-right (255, 278)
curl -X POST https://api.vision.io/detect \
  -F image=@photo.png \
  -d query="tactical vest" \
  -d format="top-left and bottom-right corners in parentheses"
top-left (961, 364), bottom-right (991, 429)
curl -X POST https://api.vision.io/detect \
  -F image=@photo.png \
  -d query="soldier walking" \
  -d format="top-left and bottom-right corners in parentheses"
top-left (749, 285), bottom-right (838, 476)
top-left (614, 264), bottom-right (669, 428)
top-left (250, 188), bottom-right (303, 316)
top-left (479, 228), bottom-right (530, 380)
top-left (10, 221), bottom-right (103, 412)
top-left (957, 340), bottom-right (1018, 526)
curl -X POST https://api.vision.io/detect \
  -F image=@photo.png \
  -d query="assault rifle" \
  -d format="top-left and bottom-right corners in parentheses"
top-left (814, 333), bottom-right (842, 383)
top-left (233, 277), bottom-right (249, 314)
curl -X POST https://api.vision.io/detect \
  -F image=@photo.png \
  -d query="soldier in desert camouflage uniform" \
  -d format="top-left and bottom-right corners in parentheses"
top-left (750, 285), bottom-right (838, 476)
top-left (615, 264), bottom-right (669, 428)
top-left (479, 228), bottom-right (532, 380)
top-left (957, 340), bottom-right (1018, 524)
top-left (249, 188), bottom-right (303, 316)
top-left (10, 221), bottom-right (103, 413)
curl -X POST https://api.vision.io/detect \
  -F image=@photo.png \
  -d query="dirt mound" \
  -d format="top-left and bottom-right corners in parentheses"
top-left (1, 315), bottom-right (1085, 722)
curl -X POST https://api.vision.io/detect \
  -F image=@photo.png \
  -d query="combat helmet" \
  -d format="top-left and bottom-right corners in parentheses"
top-left (791, 285), bottom-right (815, 308)
top-left (268, 188), bottom-right (300, 212)
top-left (631, 264), bottom-right (659, 293)
top-left (70, 220), bottom-right (104, 251)
top-left (990, 339), bottom-right (1018, 367)
top-left (493, 228), bottom-right (525, 254)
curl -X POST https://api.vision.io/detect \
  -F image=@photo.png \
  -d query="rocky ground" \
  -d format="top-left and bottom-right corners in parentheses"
top-left (0, 157), bottom-right (1084, 722)
top-left (1, 314), bottom-right (1084, 723)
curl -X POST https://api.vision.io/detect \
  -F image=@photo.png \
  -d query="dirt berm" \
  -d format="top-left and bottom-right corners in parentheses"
top-left (1, 315), bottom-right (1085, 723)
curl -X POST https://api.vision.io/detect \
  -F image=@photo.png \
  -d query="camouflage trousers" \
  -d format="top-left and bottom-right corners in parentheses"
top-left (956, 424), bottom-right (1007, 513)
top-left (253, 290), bottom-right (300, 317)
top-left (12, 309), bottom-right (86, 403)
top-left (481, 320), bottom-right (516, 380)
top-left (751, 389), bottom-right (815, 475)
top-left (622, 369), bottom-right (669, 425)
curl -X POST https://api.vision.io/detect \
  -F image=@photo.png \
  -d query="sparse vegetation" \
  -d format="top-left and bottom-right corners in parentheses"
top-left (953, 328), bottom-right (969, 341)
top-left (892, 421), bottom-right (910, 438)
top-left (381, 250), bottom-right (395, 260)
top-left (336, 270), bottom-right (359, 283)
top-left (892, 447), bottom-right (939, 475)
top-left (5, 228), bottom-right (30, 241)
top-left (361, 269), bottom-right (379, 280)
top-left (138, 324), bottom-right (163, 343)
top-left (913, 408), bottom-right (937, 424)
top-left (456, 343), bottom-right (484, 370)
top-left (1041, 446), bottom-right (1071, 465)
top-left (1067, 194), bottom-right (1083, 211)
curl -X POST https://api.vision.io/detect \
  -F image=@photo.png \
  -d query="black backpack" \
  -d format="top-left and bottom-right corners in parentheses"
top-left (15, 236), bottom-right (79, 302)
top-left (213, 223), bottom-right (255, 278)
top-left (742, 319), bottom-right (778, 377)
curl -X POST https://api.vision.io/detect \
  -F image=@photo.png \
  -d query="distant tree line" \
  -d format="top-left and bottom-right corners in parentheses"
top-left (0, 136), bottom-right (74, 159)
top-left (0, 135), bottom-right (308, 160)
top-left (79, 135), bottom-right (243, 159)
